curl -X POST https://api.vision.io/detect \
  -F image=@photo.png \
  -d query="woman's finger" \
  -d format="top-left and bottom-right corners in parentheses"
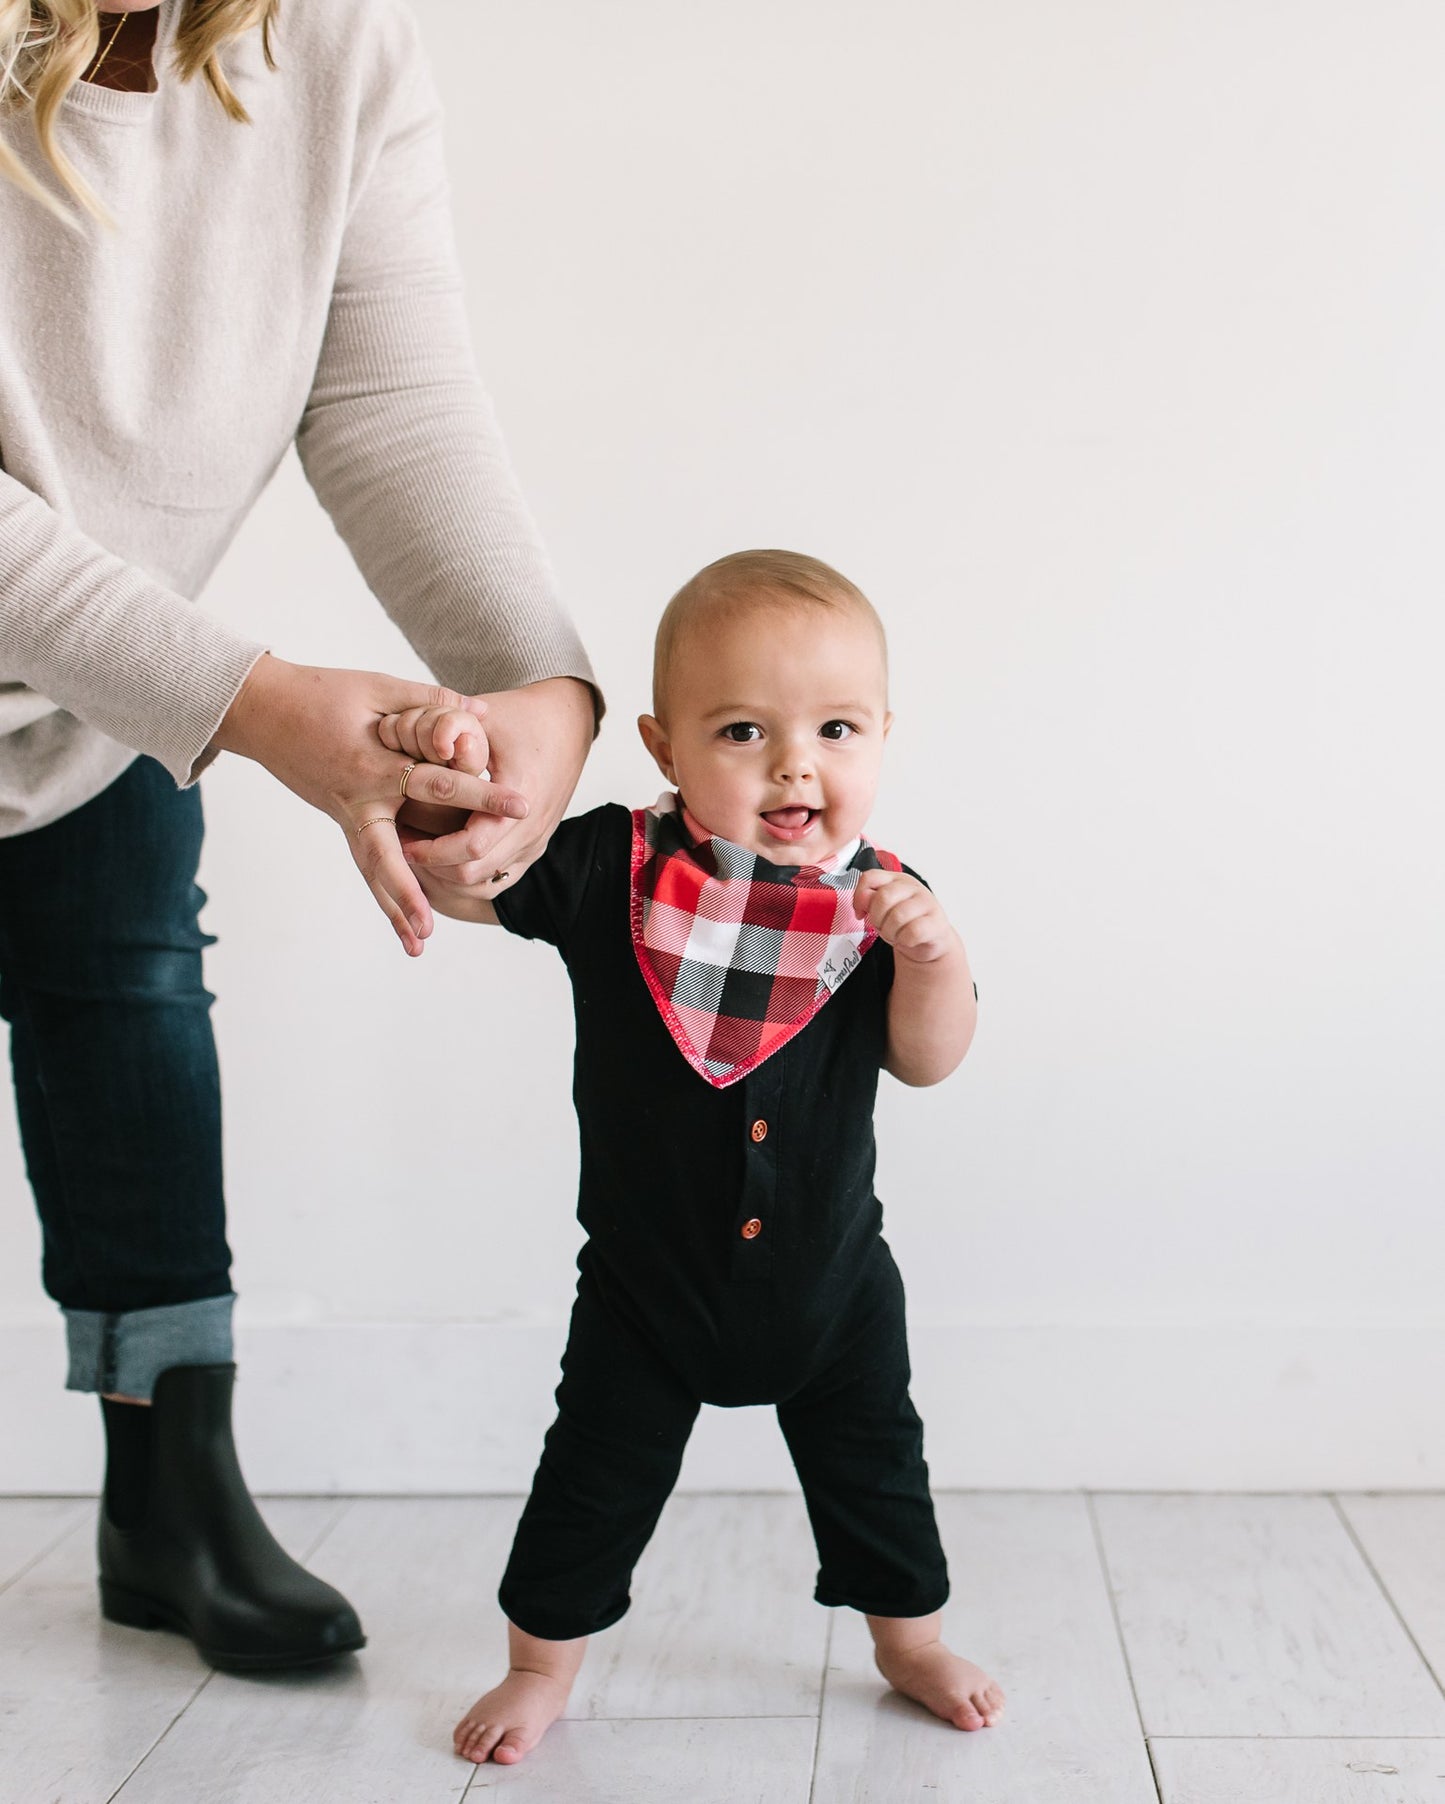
top-left (403, 812), bottom-right (513, 871)
top-left (400, 764), bottom-right (527, 821)
top-left (416, 853), bottom-right (508, 890)
top-left (350, 814), bottom-right (432, 955)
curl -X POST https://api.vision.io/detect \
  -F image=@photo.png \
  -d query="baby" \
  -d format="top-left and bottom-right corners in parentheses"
top-left (382, 549), bottom-right (1003, 1765)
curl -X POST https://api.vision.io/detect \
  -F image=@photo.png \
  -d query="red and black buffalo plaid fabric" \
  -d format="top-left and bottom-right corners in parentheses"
top-left (629, 793), bottom-right (903, 1088)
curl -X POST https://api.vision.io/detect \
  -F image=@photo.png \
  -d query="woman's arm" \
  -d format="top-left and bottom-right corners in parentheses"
top-left (0, 468), bottom-right (267, 787)
top-left (293, 9), bottom-right (599, 892)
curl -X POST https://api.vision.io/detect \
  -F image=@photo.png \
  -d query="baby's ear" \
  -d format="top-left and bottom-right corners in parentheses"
top-left (637, 714), bottom-right (676, 782)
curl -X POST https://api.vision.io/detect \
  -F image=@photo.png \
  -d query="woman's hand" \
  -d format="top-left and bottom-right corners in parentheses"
top-left (212, 654), bottom-right (528, 957)
top-left (399, 676), bottom-right (595, 901)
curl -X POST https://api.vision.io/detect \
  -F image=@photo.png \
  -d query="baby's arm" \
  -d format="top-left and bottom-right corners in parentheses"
top-left (853, 870), bottom-right (977, 1086)
top-left (378, 704), bottom-right (501, 925)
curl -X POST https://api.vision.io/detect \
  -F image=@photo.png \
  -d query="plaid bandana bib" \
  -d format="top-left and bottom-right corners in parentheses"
top-left (629, 793), bottom-right (903, 1088)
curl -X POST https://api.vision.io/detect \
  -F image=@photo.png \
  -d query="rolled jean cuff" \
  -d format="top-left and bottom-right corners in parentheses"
top-left (63, 1294), bottom-right (235, 1398)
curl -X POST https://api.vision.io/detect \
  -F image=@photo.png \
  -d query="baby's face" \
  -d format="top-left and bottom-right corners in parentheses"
top-left (640, 604), bottom-right (891, 864)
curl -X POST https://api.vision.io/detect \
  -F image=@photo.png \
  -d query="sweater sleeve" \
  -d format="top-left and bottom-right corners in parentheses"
top-left (293, 9), bottom-right (598, 709)
top-left (0, 470), bottom-right (268, 785)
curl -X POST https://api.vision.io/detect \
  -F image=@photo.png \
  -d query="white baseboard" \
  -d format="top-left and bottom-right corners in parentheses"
top-left (3, 1318), bottom-right (1441, 1494)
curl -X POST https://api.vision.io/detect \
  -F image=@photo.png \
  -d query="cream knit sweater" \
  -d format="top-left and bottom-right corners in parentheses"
top-left (0, 0), bottom-right (594, 835)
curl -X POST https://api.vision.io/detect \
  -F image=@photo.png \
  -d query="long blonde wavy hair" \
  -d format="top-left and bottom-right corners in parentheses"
top-left (1, 0), bottom-right (279, 223)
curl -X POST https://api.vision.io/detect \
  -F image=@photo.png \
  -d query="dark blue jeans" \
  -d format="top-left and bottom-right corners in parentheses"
top-left (0, 757), bottom-right (235, 1396)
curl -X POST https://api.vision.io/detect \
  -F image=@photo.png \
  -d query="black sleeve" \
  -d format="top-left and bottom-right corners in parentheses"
top-left (491, 803), bottom-right (627, 955)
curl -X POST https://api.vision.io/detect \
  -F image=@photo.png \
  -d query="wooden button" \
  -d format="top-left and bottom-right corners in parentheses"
top-left (740, 1218), bottom-right (763, 1240)
top-left (750, 1119), bottom-right (768, 1143)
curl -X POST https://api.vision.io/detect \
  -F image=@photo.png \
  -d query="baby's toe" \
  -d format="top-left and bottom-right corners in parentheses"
top-left (952, 1697), bottom-right (986, 1731)
top-left (492, 1729), bottom-right (532, 1764)
top-left (457, 1719), bottom-right (501, 1764)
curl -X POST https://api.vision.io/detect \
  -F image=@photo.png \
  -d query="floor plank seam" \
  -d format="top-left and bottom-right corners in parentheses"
top-left (0, 1502), bottom-right (89, 1599)
top-left (1085, 1492), bottom-right (1165, 1804)
top-left (297, 1493), bottom-right (356, 1564)
top-left (103, 1672), bottom-right (218, 1804)
top-left (805, 1609), bottom-right (835, 1804)
top-left (1330, 1493), bottom-right (1445, 1702)
top-left (1146, 1734), bottom-right (1445, 1743)
top-left (571, 1713), bottom-right (825, 1723)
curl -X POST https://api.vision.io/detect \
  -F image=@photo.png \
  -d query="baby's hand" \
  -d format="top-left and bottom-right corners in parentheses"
top-left (377, 702), bottom-right (491, 777)
top-left (378, 702), bottom-right (494, 841)
top-left (853, 869), bottom-right (958, 965)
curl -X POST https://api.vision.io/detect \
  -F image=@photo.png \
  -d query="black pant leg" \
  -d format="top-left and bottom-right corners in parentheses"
top-left (0, 758), bottom-right (231, 1313)
top-left (500, 1263), bottom-right (701, 1641)
top-left (776, 1248), bottom-right (949, 1618)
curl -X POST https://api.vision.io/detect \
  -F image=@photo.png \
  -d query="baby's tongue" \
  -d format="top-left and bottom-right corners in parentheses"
top-left (764, 807), bottom-right (812, 828)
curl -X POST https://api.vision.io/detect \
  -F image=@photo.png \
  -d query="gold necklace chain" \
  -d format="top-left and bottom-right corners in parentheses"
top-left (84, 12), bottom-right (130, 84)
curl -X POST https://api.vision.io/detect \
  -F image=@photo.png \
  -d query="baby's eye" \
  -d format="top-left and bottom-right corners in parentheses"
top-left (721, 722), bottom-right (762, 743)
top-left (819, 720), bottom-right (855, 741)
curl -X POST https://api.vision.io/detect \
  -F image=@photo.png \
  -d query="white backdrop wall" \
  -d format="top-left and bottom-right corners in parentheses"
top-left (4, 0), bottom-right (1443, 1492)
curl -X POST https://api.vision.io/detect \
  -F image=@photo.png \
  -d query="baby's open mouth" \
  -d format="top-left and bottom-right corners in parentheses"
top-left (761, 806), bottom-right (818, 840)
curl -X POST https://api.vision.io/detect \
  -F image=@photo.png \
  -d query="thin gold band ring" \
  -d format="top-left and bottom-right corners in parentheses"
top-left (399, 762), bottom-right (417, 800)
top-left (355, 816), bottom-right (395, 835)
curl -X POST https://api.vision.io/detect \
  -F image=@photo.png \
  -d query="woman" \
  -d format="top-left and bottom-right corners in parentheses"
top-left (0, 0), bottom-right (596, 1670)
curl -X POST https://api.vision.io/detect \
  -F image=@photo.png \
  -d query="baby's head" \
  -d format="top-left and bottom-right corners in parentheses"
top-left (638, 550), bottom-right (892, 865)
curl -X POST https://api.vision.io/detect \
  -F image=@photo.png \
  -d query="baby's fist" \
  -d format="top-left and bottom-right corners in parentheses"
top-left (853, 869), bottom-right (957, 964)
top-left (378, 700), bottom-right (493, 839)
top-left (377, 700), bottom-right (490, 777)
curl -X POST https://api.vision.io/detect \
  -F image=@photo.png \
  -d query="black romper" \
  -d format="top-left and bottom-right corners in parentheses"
top-left (492, 804), bottom-right (950, 1640)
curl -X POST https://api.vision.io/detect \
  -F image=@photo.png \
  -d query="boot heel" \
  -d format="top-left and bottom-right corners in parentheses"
top-left (100, 1580), bottom-right (164, 1630)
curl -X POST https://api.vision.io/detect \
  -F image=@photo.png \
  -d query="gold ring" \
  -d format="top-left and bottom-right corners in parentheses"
top-left (355, 816), bottom-right (395, 835)
top-left (491, 869), bottom-right (510, 884)
top-left (399, 762), bottom-right (417, 800)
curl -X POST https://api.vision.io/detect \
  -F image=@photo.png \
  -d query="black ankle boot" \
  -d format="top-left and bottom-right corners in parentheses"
top-left (98, 1363), bottom-right (365, 1672)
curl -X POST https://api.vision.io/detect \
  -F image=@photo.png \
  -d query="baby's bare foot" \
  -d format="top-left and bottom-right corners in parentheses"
top-left (874, 1639), bottom-right (1005, 1731)
top-left (453, 1667), bottom-right (572, 1765)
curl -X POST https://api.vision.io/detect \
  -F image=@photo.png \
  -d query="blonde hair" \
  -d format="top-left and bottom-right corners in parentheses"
top-left (652, 548), bottom-right (887, 718)
top-left (0, 0), bottom-right (279, 224)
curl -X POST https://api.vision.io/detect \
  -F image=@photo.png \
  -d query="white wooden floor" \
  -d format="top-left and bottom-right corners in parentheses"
top-left (3, 1492), bottom-right (1444, 1803)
